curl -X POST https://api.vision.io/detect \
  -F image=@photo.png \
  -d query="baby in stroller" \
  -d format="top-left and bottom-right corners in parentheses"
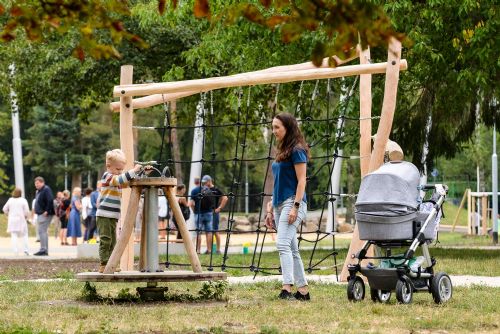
top-left (346, 159), bottom-right (452, 304)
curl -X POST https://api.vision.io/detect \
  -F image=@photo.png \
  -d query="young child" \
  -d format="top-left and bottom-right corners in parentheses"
top-left (96, 149), bottom-right (143, 273)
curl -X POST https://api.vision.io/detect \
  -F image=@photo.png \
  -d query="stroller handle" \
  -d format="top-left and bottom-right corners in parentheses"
top-left (420, 184), bottom-right (448, 195)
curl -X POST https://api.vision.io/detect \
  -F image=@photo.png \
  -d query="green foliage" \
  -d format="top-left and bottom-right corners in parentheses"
top-left (382, 0), bottom-right (499, 170)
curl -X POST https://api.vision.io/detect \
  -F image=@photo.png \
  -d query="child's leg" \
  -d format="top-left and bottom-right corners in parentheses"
top-left (97, 217), bottom-right (116, 265)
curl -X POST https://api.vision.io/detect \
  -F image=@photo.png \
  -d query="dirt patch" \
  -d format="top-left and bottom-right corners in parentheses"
top-left (0, 259), bottom-right (99, 280)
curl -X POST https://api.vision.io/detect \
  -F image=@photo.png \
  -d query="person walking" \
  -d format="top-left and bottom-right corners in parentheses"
top-left (66, 187), bottom-right (83, 246)
top-left (265, 112), bottom-right (310, 301)
top-left (33, 176), bottom-right (55, 256)
top-left (53, 191), bottom-right (63, 240)
top-left (2, 188), bottom-right (30, 256)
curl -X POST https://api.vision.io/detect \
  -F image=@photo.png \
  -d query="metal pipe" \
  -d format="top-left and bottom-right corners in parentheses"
top-left (144, 187), bottom-right (159, 272)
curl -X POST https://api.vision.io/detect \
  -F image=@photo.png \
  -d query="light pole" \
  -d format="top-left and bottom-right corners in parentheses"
top-left (9, 63), bottom-right (25, 196)
top-left (492, 124), bottom-right (498, 244)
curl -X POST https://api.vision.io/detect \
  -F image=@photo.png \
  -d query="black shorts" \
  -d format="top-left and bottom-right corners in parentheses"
top-left (60, 217), bottom-right (68, 229)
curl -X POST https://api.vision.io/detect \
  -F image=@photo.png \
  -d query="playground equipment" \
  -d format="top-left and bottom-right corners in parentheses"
top-left (77, 174), bottom-right (226, 300)
top-left (77, 38), bottom-right (407, 289)
top-left (452, 189), bottom-right (495, 236)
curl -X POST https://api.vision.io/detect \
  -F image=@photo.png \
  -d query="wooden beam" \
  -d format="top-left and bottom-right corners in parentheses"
top-left (467, 188), bottom-right (472, 234)
top-left (118, 65), bottom-right (136, 271)
top-left (368, 38), bottom-right (402, 172)
top-left (164, 185), bottom-right (202, 273)
top-left (113, 60), bottom-right (408, 98)
top-left (482, 195), bottom-right (488, 235)
top-left (340, 38), bottom-right (402, 282)
top-left (359, 46), bottom-right (372, 177)
top-left (109, 56), bottom-right (360, 112)
top-left (104, 186), bottom-right (142, 274)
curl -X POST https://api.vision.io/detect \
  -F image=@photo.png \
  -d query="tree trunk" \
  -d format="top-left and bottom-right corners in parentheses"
top-left (71, 172), bottom-right (82, 191)
top-left (345, 160), bottom-right (355, 224)
top-left (170, 100), bottom-right (184, 182)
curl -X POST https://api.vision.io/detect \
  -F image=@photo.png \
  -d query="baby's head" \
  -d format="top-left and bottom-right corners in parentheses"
top-left (106, 149), bottom-right (127, 175)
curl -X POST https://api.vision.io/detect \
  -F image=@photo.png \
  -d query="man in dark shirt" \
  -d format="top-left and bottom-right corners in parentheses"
top-left (203, 175), bottom-right (228, 254)
top-left (33, 176), bottom-right (54, 256)
top-left (189, 177), bottom-right (213, 254)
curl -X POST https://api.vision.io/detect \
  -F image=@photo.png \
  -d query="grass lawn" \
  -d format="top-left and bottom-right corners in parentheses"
top-left (0, 280), bottom-right (498, 334)
top-left (441, 200), bottom-right (469, 227)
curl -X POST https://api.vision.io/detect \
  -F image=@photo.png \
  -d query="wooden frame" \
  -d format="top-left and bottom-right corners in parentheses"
top-left (112, 40), bottom-right (407, 277)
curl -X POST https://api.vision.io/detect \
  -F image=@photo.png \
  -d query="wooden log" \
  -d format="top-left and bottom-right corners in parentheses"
top-left (104, 186), bottom-right (142, 274)
top-left (482, 195), bottom-right (488, 235)
top-left (164, 185), bottom-right (202, 273)
top-left (368, 38), bottom-right (403, 172)
top-left (359, 46), bottom-right (372, 177)
top-left (118, 65), bottom-right (136, 271)
top-left (76, 271), bottom-right (227, 283)
top-left (341, 38), bottom-right (402, 282)
top-left (113, 60), bottom-right (408, 98)
top-left (452, 189), bottom-right (468, 232)
top-left (109, 56), bottom-right (360, 111)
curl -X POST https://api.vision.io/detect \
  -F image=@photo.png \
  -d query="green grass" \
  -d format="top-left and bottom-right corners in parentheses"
top-left (0, 281), bottom-right (498, 333)
top-left (164, 246), bottom-right (500, 277)
top-left (436, 231), bottom-right (494, 247)
top-left (441, 200), bottom-right (469, 227)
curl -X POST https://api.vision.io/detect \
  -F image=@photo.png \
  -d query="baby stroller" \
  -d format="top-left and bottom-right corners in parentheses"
top-left (346, 161), bottom-right (452, 304)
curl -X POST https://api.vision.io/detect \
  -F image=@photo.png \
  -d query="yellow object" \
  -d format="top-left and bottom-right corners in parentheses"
top-left (88, 238), bottom-right (97, 244)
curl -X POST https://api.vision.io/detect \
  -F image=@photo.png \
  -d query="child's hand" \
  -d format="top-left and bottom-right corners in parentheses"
top-left (143, 165), bottom-right (154, 175)
top-left (133, 164), bottom-right (143, 173)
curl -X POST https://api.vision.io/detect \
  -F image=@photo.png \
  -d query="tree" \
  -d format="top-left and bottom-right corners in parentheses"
top-left (0, 0), bottom-right (400, 62)
top-left (382, 0), bottom-right (499, 171)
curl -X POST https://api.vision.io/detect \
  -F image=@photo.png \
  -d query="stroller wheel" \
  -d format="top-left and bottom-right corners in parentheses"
top-left (370, 288), bottom-right (391, 303)
top-left (431, 272), bottom-right (453, 304)
top-left (396, 278), bottom-right (413, 304)
top-left (347, 276), bottom-right (365, 302)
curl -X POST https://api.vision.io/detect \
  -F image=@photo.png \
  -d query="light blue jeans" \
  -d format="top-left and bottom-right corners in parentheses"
top-left (274, 197), bottom-right (308, 287)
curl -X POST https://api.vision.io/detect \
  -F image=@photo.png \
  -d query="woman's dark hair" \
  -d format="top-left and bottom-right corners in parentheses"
top-left (274, 112), bottom-right (310, 162)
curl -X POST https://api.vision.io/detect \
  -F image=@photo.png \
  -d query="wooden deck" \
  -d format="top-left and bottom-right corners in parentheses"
top-left (76, 270), bottom-right (227, 283)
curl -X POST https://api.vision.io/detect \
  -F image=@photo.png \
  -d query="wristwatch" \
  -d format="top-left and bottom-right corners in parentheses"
top-left (294, 201), bottom-right (300, 208)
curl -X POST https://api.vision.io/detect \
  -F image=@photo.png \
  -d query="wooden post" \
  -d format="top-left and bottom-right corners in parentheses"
top-left (164, 185), bottom-right (202, 273)
top-left (467, 189), bottom-right (472, 234)
top-left (482, 195), bottom-right (488, 235)
top-left (452, 189), bottom-right (468, 232)
top-left (104, 186), bottom-right (142, 274)
top-left (359, 46), bottom-right (372, 177)
top-left (471, 194), bottom-right (476, 234)
top-left (119, 65), bottom-right (135, 271)
top-left (340, 38), bottom-right (402, 281)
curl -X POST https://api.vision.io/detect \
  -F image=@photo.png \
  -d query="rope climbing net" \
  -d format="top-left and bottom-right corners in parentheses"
top-left (133, 77), bottom-right (373, 279)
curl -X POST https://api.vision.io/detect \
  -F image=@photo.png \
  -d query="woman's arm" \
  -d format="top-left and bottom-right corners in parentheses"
top-left (288, 162), bottom-right (307, 224)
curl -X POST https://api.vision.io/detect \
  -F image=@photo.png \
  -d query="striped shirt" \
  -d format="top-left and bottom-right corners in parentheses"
top-left (96, 170), bottom-right (136, 219)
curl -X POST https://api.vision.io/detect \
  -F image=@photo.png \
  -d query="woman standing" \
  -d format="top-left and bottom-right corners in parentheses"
top-left (66, 187), bottom-right (82, 246)
top-left (58, 190), bottom-right (71, 245)
top-left (2, 188), bottom-right (30, 255)
top-left (265, 112), bottom-right (310, 300)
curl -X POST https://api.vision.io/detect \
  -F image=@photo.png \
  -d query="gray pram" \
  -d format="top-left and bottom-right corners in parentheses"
top-left (346, 161), bottom-right (453, 304)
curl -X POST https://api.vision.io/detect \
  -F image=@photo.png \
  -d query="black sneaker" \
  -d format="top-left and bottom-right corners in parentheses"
top-left (33, 251), bottom-right (48, 256)
top-left (294, 291), bottom-right (311, 301)
top-left (278, 289), bottom-right (293, 300)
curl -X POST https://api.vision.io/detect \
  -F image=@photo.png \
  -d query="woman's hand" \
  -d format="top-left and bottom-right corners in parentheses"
top-left (288, 206), bottom-right (298, 224)
top-left (265, 212), bottom-right (275, 230)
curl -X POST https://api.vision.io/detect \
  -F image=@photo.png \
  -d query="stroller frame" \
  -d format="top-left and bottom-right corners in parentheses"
top-left (347, 184), bottom-right (453, 304)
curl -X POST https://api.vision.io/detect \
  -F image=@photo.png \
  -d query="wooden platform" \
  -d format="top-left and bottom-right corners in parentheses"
top-left (76, 270), bottom-right (227, 283)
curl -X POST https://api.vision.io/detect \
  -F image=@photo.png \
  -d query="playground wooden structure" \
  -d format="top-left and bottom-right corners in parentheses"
top-left (78, 38), bottom-right (406, 284)
top-left (452, 189), bottom-right (495, 236)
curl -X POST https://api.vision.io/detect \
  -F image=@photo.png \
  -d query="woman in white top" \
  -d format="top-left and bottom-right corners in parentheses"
top-left (2, 188), bottom-right (30, 255)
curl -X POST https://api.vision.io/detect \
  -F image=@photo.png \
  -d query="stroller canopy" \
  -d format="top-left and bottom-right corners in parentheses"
top-left (356, 161), bottom-right (421, 210)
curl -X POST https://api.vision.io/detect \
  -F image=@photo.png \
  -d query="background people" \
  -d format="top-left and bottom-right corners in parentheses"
top-left (2, 188), bottom-right (30, 256)
top-left (33, 176), bottom-right (55, 256)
